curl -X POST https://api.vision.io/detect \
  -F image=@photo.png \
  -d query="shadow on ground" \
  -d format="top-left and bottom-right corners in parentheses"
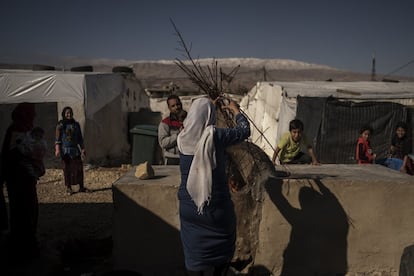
top-left (0, 202), bottom-right (122, 276)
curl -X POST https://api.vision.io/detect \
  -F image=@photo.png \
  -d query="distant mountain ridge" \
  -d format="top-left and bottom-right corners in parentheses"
top-left (132, 57), bottom-right (336, 71)
top-left (0, 56), bottom-right (337, 71)
top-left (128, 58), bottom-right (371, 91)
top-left (2, 57), bottom-right (413, 93)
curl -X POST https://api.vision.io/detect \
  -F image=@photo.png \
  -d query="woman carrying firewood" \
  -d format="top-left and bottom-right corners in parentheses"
top-left (177, 96), bottom-right (250, 275)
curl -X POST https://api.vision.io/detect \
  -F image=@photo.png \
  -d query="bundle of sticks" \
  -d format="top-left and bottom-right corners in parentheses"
top-left (170, 19), bottom-right (277, 192)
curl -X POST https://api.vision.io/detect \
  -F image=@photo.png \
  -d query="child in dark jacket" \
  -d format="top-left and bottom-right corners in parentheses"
top-left (388, 122), bottom-right (413, 174)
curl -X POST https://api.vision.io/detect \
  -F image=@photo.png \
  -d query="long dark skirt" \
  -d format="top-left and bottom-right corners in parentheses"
top-left (186, 263), bottom-right (230, 276)
top-left (62, 155), bottom-right (84, 187)
top-left (0, 183), bottom-right (8, 232)
top-left (5, 172), bottom-right (38, 257)
top-left (179, 199), bottom-right (236, 272)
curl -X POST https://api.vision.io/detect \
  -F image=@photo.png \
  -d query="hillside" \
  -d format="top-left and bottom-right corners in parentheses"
top-left (130, 58), bottom-right (414, 93)
top-left (2, 57), bottom-right (413, 93)
top-left (118, 58), bottom-right (414, 92)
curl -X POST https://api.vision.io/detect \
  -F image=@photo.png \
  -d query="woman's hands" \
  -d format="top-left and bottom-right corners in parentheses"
top-left (55, 144), bottom-right (60, 158)
top-left (215, 97), bottom-right (240, 115)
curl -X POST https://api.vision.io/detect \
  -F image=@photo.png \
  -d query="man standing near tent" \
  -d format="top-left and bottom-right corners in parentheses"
top-left (158, 95), bottom-right (187, 165)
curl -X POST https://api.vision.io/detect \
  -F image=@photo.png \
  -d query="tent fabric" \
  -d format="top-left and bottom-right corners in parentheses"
top-left (0, 70), bottom-right (124, 119)
top-left (0, 70), bottom-right (133, 164)
top-left (296, 98), bottom-right (407, 164)
top-left (276, 95), bottom-right (296, 146)
top-left (84, 74), bottom-right (125, 118)
top-left (239, 82), bottom-right (281, 157)
top-left (278, 81), bottom-right (414, 100)
top-left (296, 96), bottom-right (326, 147)
top-left (240, 81), bottom-right (414, 164)
top-left (0, 71), bottom-right (84, 104)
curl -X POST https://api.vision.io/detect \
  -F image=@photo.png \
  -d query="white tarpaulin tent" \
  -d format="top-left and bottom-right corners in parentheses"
top-left (240, 81), bottom-right (414, 162)
top-left (0, 69), bottom-right (135, 164)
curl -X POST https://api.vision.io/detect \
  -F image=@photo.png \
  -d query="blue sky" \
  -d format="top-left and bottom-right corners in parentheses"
top-left (0, 0), bottom-right (413, 76)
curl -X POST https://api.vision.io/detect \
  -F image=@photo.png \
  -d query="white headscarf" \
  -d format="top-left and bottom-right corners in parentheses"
top-left (177, 97), bottom-right (216, 214)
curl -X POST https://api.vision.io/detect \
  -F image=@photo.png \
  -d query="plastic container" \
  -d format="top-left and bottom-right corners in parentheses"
top-left (130, 124), bottom-right (158, 165)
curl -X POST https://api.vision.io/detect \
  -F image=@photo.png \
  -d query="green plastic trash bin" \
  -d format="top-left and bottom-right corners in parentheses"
top-left (130, 124), bottom-right (158, 165)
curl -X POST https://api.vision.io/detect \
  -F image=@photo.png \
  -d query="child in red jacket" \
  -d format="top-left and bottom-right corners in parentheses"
top-left (356, 125), bottom-right (376, 164)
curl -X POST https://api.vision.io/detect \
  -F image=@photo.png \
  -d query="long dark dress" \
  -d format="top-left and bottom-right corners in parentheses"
top-left (0, 156), bottom-right (7, 232)
top-left (2, 124), bottom-right (39, 257)
top-left (55, 119), bottom-right (85, 187)
top-left (178, 113), bottom-right (250, 271)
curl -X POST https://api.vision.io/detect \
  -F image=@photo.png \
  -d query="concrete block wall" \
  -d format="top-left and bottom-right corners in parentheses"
top-left (256, 164), bottom-right (414, 275)
top-left (112, 164), bottom-right (414, 275)
top-left (112, 166), bottom-right (185, 275)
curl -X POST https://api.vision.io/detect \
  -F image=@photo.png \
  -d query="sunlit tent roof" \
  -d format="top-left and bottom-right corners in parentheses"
top-left (273, 81), bottom-right (414, 99)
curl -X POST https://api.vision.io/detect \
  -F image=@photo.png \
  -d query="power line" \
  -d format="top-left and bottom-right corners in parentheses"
top-left (382, 58), bottom-right (414, 79)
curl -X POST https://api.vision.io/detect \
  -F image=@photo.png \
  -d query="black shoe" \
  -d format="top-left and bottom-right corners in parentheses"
top-left (79, 187), bottom-right (91, 193)
top-left (66, 187), bottom-right (73, 196)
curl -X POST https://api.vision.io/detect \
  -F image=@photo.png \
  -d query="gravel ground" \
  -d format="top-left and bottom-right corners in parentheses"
top-left (37, 166), bottom-right (127, 241)
top-left (2, 165), bottom-right (130, 276)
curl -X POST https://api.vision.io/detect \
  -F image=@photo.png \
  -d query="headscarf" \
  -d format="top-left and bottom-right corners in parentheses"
top-left (61, 106), bottom-right (75, 122)
top-left (11, 103), bottom-right (36, 132)
top-left (177, 97), bottom-right (217, 214)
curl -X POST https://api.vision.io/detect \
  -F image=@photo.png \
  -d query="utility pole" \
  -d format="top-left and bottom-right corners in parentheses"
top-left (371, 53), bottom-right (376, 81)
top-left (262, 66), bottom-right (267, 81)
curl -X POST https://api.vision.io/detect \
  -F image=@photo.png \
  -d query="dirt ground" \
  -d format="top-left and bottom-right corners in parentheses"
top-left (2, 165), bottom-right (131, 276)
top-left (36, 166), bottom-right (127, 239)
